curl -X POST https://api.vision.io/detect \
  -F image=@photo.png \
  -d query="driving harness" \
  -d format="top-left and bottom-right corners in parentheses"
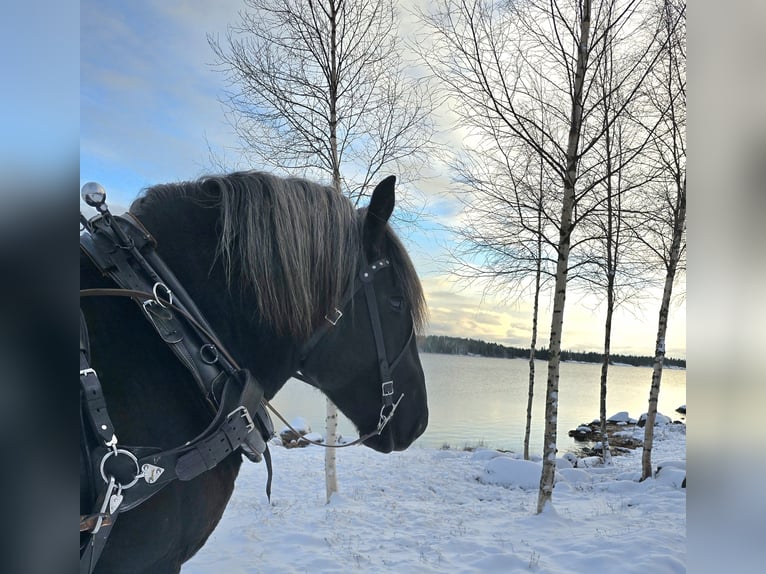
top-left (79, 207), bottom-right (274, 574)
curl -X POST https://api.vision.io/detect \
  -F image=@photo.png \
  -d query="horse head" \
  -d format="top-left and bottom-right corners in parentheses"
top-left (299, 176), bottom-right (429, 452)
top-left (128, 172), bottom-right (428, 452)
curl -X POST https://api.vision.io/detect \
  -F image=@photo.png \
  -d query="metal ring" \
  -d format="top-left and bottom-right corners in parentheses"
top-left (152, 282), bottom-right (173, 308)
top-left (99, 448), bottom-right (141, 489)
top-left (200, 343), bottom-right (219, 364)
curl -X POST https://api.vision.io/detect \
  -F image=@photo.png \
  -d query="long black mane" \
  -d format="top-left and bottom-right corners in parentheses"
top-left (130, 171), bottom-right (426, 340)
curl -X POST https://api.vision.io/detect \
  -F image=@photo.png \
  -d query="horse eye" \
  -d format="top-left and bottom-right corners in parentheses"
top-left (389, 296), bottom-right (404, 311)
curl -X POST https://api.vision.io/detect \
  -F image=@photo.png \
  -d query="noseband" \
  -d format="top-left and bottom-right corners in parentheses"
top-left (294, 256), bottom-right (415, 443)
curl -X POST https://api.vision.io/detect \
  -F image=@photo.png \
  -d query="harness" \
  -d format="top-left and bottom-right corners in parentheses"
top-left (79, 194), bottom-right (274, 574)
top-left (78, 182), bottom-right (411, 572)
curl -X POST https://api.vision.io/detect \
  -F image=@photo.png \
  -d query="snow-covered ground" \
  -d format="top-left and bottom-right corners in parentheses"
top-left (184, 423), bottom-right (685, 573)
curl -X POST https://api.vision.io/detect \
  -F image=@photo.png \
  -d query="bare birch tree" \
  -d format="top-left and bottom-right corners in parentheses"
top-left (447, 133), bottom-right (559, 461)
top-left (420, 0), bottom-right (670, 513)
top-left (209, 0), bottom-right (434, 207)
top-left (210, 0), bottom-right (434, 502)
top-left (637, 0), bottom-right (686, 481)
top-left (577, 4), bottom-right (657, 466)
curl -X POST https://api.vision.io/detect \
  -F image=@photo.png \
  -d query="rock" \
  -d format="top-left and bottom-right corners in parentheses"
top-left (655, 466), bottom-right (686, 488)
top-left (676, 404), bottom-right (686, 414)
top-left (557, 468), bottom-right (592, 484)
top-left (656, 460), bottom-right (685, 473)
top-left (298, 431), bottom-right (324, 445)
top-left (568, 425), bottom-right (596, 440)
top-left (479, 457), bottom-right (546, 489)
top-left (471, 449), bottom-right (505, 462)
top-left (561, 453), bottom-right (579, 466)
top-left (279, 416), bottom-right (312, 447)
top-left (575, 456), bottom-right (602, 468)
top-left (637, 412), bottom-right (672, 427)
top-left (281, 416), bottom-right (310, 434)
top-left (607, 411), bottom-right (631, 423)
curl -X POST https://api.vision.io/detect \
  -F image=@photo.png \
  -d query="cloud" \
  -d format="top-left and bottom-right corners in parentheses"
top-left (81, 1), bottom-right (246, 205)
top-left (420, 274), bottom-right (533, 347)
top-left (419, 273), bottom-right (686, 358)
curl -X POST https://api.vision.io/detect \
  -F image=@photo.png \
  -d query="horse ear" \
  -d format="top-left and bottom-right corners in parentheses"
top-left (363, 175), bottom-right (396, 256)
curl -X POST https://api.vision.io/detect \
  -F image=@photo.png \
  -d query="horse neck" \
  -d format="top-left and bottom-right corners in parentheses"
top-left (132, 198), bottom-right (301, 398)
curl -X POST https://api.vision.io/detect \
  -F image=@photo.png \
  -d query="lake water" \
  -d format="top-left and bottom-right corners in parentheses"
top-left (270, 352), bottom-right (686, 455)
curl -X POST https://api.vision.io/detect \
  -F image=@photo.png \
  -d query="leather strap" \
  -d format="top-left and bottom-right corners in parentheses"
top-left (362, 280), bottom-right (394, 406)
top-left (79, 209), bottom-right (275, 574)
top-left (81, 218), bottom-right (235, 405)
top-left (80, 352), bottom-right (117, 446)
top-left (79, 499), bottom-right (119, 574)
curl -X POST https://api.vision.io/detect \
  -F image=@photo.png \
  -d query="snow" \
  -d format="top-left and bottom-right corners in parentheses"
top-left (607, 411), bottom-right (631, 423)
top-left (183, 424), bottom-right (685, 573)
top-left (479, 456), bottom-right (547, 489)
top-left (639, 412), bottom-right (674, 425)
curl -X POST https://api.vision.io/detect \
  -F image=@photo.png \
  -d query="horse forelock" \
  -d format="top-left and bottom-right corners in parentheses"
top-left (134, 170), bottom-right (427, 340)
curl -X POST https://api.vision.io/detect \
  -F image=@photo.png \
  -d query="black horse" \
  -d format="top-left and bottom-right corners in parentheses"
top-left (80, 172), bottom-right (428, 573)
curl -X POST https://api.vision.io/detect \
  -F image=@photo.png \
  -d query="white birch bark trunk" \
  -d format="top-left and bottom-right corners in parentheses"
top-left (324, 0), bottom-right (341, 503)
top-left (523, 204), bottom-right (543, 461)
top-left (324, 398), bottom-right (339, 501)
top-left (599, 301), bottom-right (614, 466)
top-left (536, 0), bottom-right (592, 515)
top-left (535, 191), bottom-right (574, 514)
top-left (641, 176), bottom-right (685, 480)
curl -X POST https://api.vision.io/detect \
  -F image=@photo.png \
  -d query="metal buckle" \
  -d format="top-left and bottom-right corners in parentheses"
top-left (325, 307), bottom-right (343, 326)
top-left (382, 380), bottom-right (394, 397)
top-left (105, 434), bottom-right (118, 455)
top-left (80, 368), bottom-right (96, 377)
top-left (228, 406), bottom-right (255, 433)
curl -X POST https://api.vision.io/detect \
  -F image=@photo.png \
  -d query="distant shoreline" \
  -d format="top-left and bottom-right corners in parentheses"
top-left (417, 335), bottom-right (686, 369)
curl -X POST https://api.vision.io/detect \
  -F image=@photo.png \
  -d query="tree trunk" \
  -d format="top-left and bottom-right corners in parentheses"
top-left (641, 176), bottom-right (686, 480)
top-left (536, 0), bottom-right (592, 515)
top-left (523, 277), bottom-right (540, 461)
top-left (536, 188), bottom-right (575, 514)
top-left (523, 196), bottom-right (543, 461)
top-left (600, 87), bottom-right (615, 467)
top-left (599, 294), bottom-right (614, 466)
top-left (324, 398), bottom-right (339, 500)
top-left (324, 0), bottom-right (340, 503)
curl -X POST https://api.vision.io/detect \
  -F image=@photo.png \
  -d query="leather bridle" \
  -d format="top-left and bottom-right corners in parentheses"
top-left (290, 255), bottom-right (415, 447)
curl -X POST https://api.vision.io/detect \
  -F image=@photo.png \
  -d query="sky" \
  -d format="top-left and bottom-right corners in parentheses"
top-left (80, 0), bottom-right (686, 359)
